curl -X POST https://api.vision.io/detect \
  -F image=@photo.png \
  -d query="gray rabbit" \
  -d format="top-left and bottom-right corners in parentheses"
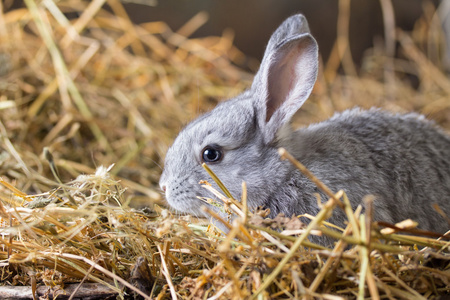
top-left (159, 14), bottom-right (450, 240)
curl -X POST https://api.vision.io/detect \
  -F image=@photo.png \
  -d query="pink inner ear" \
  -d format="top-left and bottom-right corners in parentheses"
top-left (265, 43), bottom-right (307, 122)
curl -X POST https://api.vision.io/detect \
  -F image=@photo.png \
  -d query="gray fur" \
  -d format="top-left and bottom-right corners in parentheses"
top-left (159, 15), bottom-right (450, 243)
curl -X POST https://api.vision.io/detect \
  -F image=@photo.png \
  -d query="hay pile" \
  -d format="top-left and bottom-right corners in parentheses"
top-left (0, 0), bottom-right (449, 299)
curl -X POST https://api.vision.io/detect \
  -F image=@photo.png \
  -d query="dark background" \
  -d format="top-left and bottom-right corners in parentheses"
top-left (121, 0), bottom-right (437, 64)
top-left (5, 0), bottom-right (440, 65)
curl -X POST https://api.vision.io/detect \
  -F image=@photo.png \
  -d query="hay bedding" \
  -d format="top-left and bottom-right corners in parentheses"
top-left (0, 0), bottom-right (449, 299)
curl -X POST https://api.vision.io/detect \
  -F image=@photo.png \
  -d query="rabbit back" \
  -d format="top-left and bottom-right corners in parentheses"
top-left (275, 108), bottom-right (450, 233)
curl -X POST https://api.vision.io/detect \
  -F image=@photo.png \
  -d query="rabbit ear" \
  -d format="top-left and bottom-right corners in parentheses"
top-left (252, 15), bottom-right (318, 144)
top-left (261, 14), bottom-right (311, 63)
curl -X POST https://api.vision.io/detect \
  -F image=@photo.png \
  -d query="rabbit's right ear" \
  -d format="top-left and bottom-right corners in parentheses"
top-left (252, 15), bottom-right (318, 144)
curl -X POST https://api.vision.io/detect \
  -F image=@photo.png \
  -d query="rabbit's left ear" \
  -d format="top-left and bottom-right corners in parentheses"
top-left (252, 15), bottom-right (319, 144)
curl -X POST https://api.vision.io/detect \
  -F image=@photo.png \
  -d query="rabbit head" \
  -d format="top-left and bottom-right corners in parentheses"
top-left (159, 14), bottom-right (318, 218)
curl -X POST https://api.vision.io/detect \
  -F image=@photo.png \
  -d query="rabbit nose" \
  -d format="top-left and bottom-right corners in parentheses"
top-left (159, 176), bottom-right (167, 192)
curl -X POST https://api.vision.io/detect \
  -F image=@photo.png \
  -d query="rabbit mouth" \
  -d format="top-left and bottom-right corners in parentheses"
top-left (163, 187), bottom-right (211, 217)
top-left (165, 189), bottom-right (230, 220)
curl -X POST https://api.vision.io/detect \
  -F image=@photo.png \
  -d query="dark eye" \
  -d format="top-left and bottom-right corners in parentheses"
top-left (201, 145), bottom-right (223, 163)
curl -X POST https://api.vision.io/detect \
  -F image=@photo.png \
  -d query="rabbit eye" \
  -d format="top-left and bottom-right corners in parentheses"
top-left (202, 145), bottom-right (223, 163)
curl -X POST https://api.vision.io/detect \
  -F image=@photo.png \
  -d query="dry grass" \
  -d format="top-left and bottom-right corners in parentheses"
top-left (0, 0), bottom-right (449, 299)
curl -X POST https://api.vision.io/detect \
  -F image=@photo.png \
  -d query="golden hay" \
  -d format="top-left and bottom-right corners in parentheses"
top-left (0, 0), bottom-right (449, 299)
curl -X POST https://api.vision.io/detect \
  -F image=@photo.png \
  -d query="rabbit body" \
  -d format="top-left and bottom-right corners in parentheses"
top-left (278, 108), bottom-right (450, 233)
top-left (159, 14), bottom-right (450, 238)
